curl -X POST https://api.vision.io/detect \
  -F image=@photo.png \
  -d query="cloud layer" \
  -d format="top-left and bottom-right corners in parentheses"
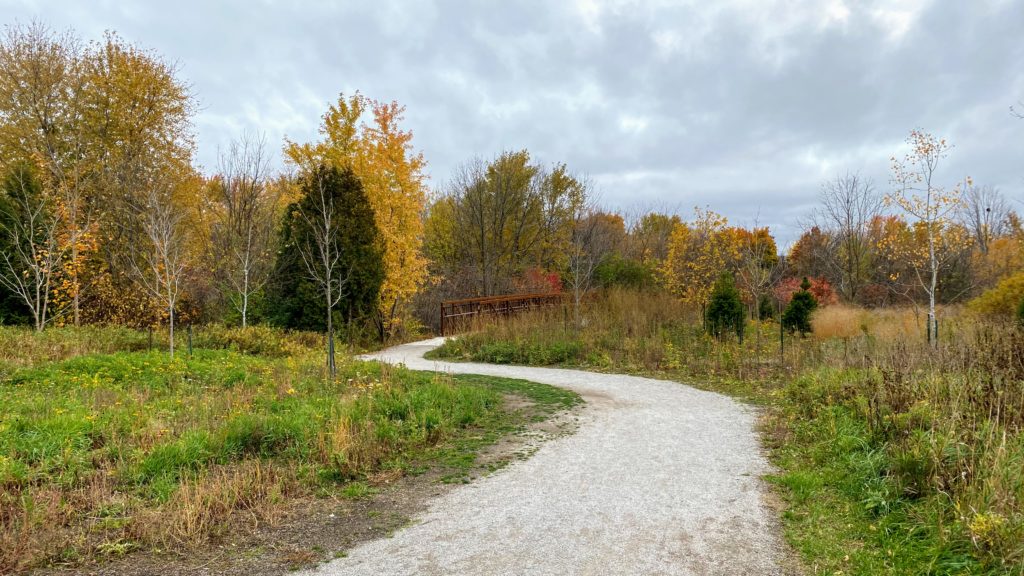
top-left (4, 0), bottom-right (1023, 244)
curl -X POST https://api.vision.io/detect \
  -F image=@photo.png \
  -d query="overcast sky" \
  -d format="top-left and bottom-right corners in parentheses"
top-left (4, 0), bottom-right (1023, 245)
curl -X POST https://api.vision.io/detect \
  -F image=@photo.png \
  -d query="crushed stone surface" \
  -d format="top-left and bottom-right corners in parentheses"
top-left (302, 338), bottom-right (788, 576)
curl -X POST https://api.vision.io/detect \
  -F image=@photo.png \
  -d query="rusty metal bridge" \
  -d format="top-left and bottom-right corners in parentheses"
top-left (439, 292), bottom-right (566, 335)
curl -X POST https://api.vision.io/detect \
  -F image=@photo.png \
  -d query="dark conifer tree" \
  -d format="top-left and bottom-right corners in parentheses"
top-left (782, 277), bottom-right (818, 336)
top-left (706, 272), bottom-right (745, 341)
top-left (267, 166), bottom-right (384, 339)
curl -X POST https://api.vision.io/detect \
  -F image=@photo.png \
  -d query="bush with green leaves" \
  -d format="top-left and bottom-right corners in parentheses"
top-left (706, 272), bottom-right (745, 341)
top-left (782, 277), bottom-right (818, 336)
top-left (594, 255), bottom-right (654, 289)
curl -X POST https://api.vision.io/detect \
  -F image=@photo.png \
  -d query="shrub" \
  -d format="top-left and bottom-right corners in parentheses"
top-left (758, 294), bottom-right (775, 320)
top-left (783, 277), bottom-right (818, 336)
top-left (706, 272), bottom-right (745, 341)
top-left (970, 271), bottom-right (1024, 318)
top-left (517, 267), bottom-right (562, 293)
top-left (1018, 297), bottom-right (1024, 326)
top-left (594, 255), bottom-right (654, 289)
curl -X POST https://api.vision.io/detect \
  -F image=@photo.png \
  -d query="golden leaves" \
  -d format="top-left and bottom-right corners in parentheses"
top-left (660, 207), bottom-right (745, 304)
top-left (285, 93), bottom-right (430, 335)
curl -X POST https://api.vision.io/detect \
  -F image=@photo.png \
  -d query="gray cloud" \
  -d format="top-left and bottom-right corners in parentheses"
top-left (3, 0), bottom-right (1022, 245)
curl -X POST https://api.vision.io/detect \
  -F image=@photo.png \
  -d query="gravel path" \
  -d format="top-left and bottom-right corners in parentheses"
top-left (303, 338), bottom-right (789, 576)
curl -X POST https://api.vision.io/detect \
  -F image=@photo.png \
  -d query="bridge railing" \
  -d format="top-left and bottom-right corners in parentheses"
top-left (440, 292), bottom-right (566, 335)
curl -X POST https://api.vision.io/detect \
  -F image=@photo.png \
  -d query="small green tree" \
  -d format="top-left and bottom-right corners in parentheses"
top-left (1017, 297), bottom-right (1024, 327)
top-left (757, 294), bottom-right (775, 320)
top-left (706, 272), bottom-right (745, 341)
top-left (782, 277), bottom-right (818, 336)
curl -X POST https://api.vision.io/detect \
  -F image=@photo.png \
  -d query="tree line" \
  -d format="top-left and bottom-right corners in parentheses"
top-left (0, 24), bottom-right (427, 363)
top-left (2, 22), bottom-right (1022, 355)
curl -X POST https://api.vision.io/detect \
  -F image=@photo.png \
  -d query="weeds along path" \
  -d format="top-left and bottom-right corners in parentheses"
top-left (305, 338), bottom-right (788, 576)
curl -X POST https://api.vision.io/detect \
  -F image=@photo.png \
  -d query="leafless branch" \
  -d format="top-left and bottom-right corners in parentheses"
top-left (211, 132), bottom-right (277, 326)
top-left (0, 165), bottom-right (69, 330)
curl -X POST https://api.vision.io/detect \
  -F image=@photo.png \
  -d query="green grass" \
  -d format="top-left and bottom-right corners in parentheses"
top-left (0, 328), bottom-right (579, 573)
top-left (768, 366), bottom-right (1024, 575)
top-left (770, 401), bottom-right (984, 574)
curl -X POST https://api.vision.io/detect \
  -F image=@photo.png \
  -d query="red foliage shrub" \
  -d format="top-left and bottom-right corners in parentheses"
top-left (517, 267), bottom-right (563, 294)
top-left (774, 276), bottom-right (838, 306)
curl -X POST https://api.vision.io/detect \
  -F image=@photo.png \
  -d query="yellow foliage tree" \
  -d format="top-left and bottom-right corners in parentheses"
top-left (285, 93), bottom-right (428, 340)
top-left (0, 23), bottom-right (197, 327)
top-left (971, 236), bottom-right (1023, 290)
top-left (660, 207), bottom-right (742, 306)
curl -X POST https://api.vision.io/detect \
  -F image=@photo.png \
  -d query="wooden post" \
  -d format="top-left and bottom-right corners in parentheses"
top-left (327, 328), bottom-right (336, 378)
top-left (148, 326), bottom-right (153, 351)
top-left (187, 325), bottom-right (193, 358)
top-left (440, 302), bottom-right (445, 336)
top-left (778, 301), bottom-right (784, 369)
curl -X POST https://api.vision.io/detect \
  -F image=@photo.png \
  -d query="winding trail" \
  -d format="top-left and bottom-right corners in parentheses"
top-left (304, 338), bottom-right (789, 575)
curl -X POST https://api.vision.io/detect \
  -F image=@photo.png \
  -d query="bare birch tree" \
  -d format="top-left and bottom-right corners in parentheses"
top-left (212, 133), bottom-right (277, 327)
top-left (565, 181), bottom-right (618, 330)
top-left (127, 179), bottom-right (187, 357)
top-left (0, 164), bottom-right (68, 331)
top-left (294, 167), bottom-right (355, 378)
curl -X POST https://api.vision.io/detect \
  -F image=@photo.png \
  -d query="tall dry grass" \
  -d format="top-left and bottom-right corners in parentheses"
top-left (811, 303), bottom-right (964, 341)
top-left (437, 288), bottom-right (853, 386)
top-left (789, 319), bottom-right (1024, 567)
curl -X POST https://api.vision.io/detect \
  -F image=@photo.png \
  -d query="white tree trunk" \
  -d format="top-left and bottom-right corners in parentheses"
top-left (241, 265), bottom-right (249, 328)
top-left (326, 292), bottom-right (336, 378)
top-left (169, 305), bottom-right (176, 359)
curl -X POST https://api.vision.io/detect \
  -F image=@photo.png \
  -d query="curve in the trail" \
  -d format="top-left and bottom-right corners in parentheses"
top-left (303, 338), bottom-right (788, 576)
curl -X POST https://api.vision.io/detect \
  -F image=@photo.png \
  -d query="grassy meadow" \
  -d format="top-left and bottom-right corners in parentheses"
top-left (0, 325), bottom-right (579, 573)
top-left (430, 289), bottom-right (1024, 575)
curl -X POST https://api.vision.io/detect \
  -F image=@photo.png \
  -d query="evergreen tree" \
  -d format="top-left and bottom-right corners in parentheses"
top-left (782, 277), bottom-right (818, 336)
top-left (266, 216), bottom-right (325, 331)
top-left (706, 272), bottom-right (745, 341)
top-left (758, 294), bottom-right (775, 321)
top-left (266, 166), bottom-right (384, 337)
